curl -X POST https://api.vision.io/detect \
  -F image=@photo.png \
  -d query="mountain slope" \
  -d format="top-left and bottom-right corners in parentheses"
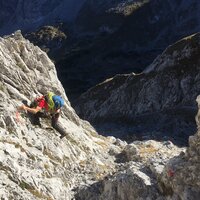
top-left (0, 31), bottom-right (123, 199)
top-left (75, 102), bottom-right (200, 199)
top-left (75, 33), bottom-right (200, 145)
top-left (75, 0), bottom-right (147, 33)
top-left (0, 0), bottom-right (86, 35)
top-left (55, 0), bottom-right (200, 100)
top-left (1, 31), bottom-right (200, 200)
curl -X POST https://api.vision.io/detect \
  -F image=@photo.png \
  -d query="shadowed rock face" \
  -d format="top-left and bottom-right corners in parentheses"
top-left (76, 0), bottom-right (200, 39)
top-left (75, 33), bottom-right (200, 146)
top-left (24, 25), bottom-right (67, 57)
top-left (2, 0), bottom-right (198, 101)
top-left (75, 0), bottom-right (148, 33)
top-left (0, 0), bottom-right (86, 35)
top-left (1, 1), bottom-right (199, 102)
top-left (55, 0), bottom-right (200, 101)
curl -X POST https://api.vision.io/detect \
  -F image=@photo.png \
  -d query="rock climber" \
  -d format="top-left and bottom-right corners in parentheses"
top-left (19, 92), bottom-right (66, 139)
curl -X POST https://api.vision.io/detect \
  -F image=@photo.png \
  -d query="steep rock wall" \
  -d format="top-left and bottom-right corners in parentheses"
top-left (0, 31), bottom-right (123, 199)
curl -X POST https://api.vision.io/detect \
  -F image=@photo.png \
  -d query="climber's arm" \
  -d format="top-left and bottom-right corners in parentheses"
top-left (19, 105), bottom-right (42, 114)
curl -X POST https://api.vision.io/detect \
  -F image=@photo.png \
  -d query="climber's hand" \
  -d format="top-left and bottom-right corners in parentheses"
top-left (18, 105), bottom-right (26, 111)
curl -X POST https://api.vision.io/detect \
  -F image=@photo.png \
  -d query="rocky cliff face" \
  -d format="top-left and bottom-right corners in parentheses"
top-left (0, 31), bottom-right (200, 200)
top-left (75, 33), bottom-right (200, 146)
top-left (0, 31), bottom-right (122, 199)
top-left (158, 95), bottom-right (200, 199)
top-left (75, 97), bottom-right (200, 200)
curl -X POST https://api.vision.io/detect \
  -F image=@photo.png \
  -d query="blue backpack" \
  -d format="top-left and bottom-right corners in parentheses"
top-left (52, 95), bottom-right (64, 109)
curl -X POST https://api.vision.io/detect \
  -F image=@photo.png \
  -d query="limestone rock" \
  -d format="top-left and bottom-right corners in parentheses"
top-left (1, 30), bottom-right (199, 200)
top-left (0, 31), bottom-right (122, 199)
top-left (158, 96), bottom-right (200, 199)
top-left (123, 140), bottom-right (184, 164)
top-left (76, 162), bottom-right (162, 200)
top-left (75, 33), bottom-right (200, 146)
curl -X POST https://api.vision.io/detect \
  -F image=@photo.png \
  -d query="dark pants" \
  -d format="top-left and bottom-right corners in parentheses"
top-left (51, 113), bottom-right (67, 138)
top-left (23, 100), bottom-right (66, 138)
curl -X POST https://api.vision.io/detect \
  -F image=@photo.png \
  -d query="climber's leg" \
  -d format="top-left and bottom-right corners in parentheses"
top-left (51, 113), bottom-right (67, 139)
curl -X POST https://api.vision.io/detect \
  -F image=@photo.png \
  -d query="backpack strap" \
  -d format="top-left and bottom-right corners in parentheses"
top-left (45, 92), bottom-right (55, 112)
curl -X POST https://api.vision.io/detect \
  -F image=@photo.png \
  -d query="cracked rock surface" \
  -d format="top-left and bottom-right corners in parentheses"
top-left (0, 31), bottom-right (199, 200)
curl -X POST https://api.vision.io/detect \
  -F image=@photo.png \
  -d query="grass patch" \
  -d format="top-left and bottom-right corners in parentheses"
top-left (14, 143), bottom-right (26, 153)
top-left (0, 162), bottom-right (12, 173)
top-left (44, 163), bottom-right (50, 170)
top-left (16, 61), bottom-right (25, 69)
top-left (19, 180), bottom-right (34, 190)
top-left (0, 139), bottom-right (26, 153)
top-left (19, 180), bottom-right (54, 199)
top-left (65, 135), bottom-right (79, 146)
top-left (139, 144), bottom-right (158, 155)
top-left (43, 171), bottom-right (52, 179)
top-left (27, 153), bottom-right (36, 161)
top-left (43, 147), bottom-right (62, 163)
top-left (28, 188), bottom-right (54, 200)
top-left (0, 83), bottom-right (5, 91)
top-left (7, 126), bottom-right (15, 134)
top-left (8, 175), bottom-right (18, 184)
top-left (95, 140), bottom-right (108, 150)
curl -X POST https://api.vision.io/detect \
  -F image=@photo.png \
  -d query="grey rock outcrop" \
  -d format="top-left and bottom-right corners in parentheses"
top-left (75, 33), bottom-right (200, 145)
top-left (75, 139), bottom-right (185, 200)
top-left (157, 96), bottom-right (200, 199)
top-left (1, 30), bottom-right (200, 200)
top-left (75, 101), bottom-right (200, 200)
top-left (0, 31), bottom-right (123, 199)
top-left (74, 98), bottom-right (200, 200)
